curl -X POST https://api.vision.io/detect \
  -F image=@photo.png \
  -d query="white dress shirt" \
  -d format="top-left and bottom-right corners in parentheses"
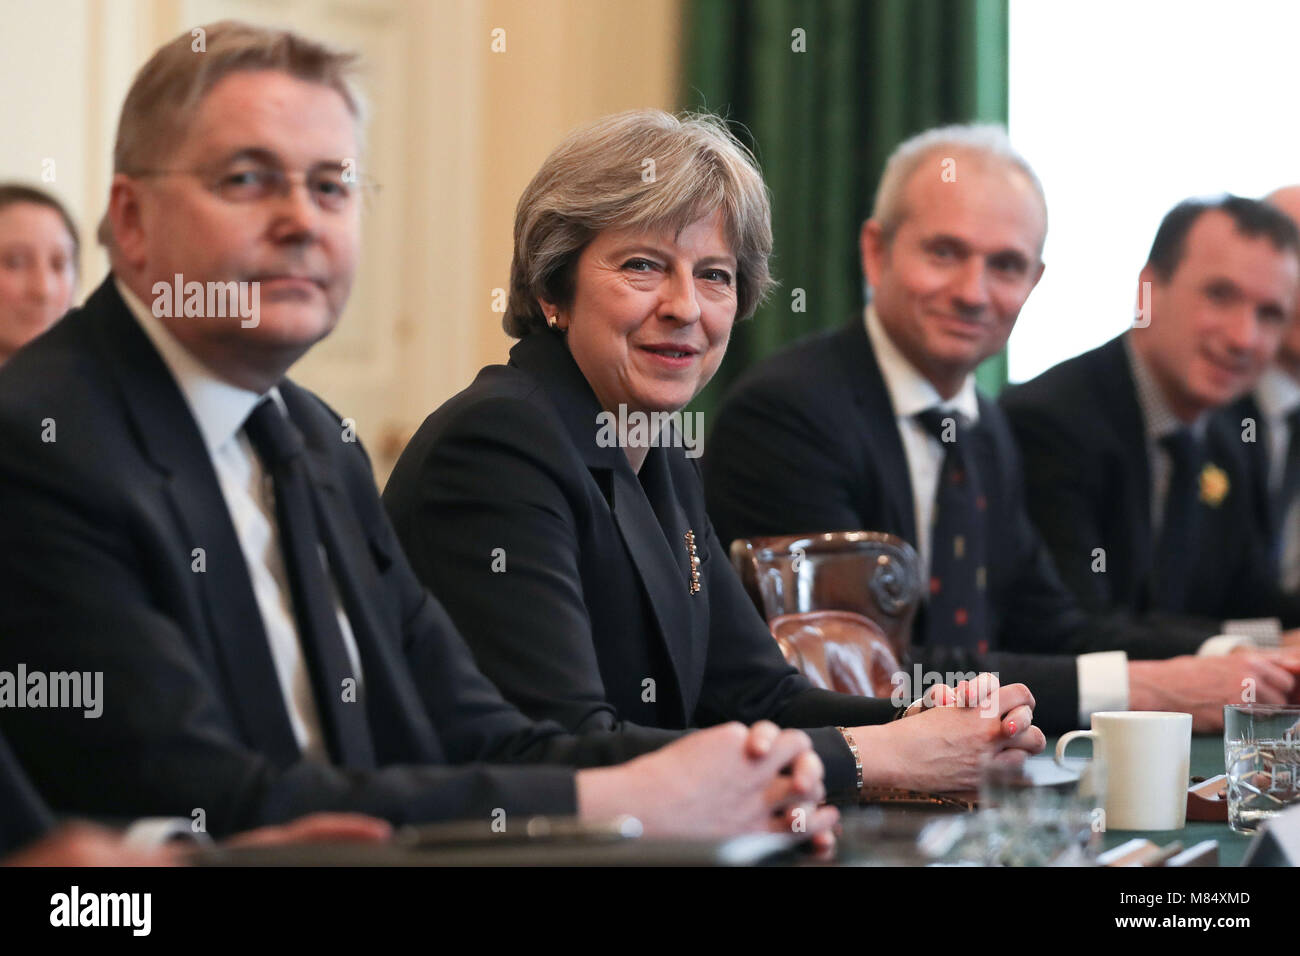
top-left (863, 306), bottom-right (980, 580)
top-left (863, 306), bottom-right (1128, 724)
top-left (116, 279), bottom-right (363, 763)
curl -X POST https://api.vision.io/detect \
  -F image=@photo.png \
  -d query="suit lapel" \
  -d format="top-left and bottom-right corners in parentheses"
top-left (1236, 394), bottom-right (1274, 530)
top-left (285, 391), bottom-right (439, 763)
top-left (970, 403), bottom-right (1000, 506)
top-left (615, 445), bottom-right (702, 708)
top-left (1097, 336), bottom-right (1156, 592)
top-left (90, 279), bottom-right (300, 766)
top-left (840, 321), bottom-right (917, 543)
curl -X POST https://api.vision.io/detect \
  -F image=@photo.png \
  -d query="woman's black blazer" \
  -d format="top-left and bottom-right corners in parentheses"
top-left (383, 330), bottom-right (897, 796)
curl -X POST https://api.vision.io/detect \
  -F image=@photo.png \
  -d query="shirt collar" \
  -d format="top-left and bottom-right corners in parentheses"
top-left (115, 277), bottom-right (272, 455)
top-left (864, 304), bottom-right (980, 424)
top-left (1254, 366), bottom-right (1300, 420)
top-left (1123, 332), bottom-right (1206, 442)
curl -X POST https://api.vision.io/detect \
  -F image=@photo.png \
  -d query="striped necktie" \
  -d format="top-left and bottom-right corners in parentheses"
top-left (916, 407), bottom-right (989, 651)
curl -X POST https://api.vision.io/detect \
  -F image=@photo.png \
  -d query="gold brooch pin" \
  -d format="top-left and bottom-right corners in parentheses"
top-left (685, 529), bottom-right (701, 594)
top-left (1199, 462), bottom-right (1229, 507)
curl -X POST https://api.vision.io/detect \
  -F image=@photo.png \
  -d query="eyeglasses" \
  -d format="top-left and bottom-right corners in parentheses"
top-left (128, 163), bottom-right (381, 212)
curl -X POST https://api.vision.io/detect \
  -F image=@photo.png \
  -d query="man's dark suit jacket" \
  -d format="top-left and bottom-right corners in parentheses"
top-left (0, 731), bottom-right (54, 856)
top-left (0, 278), bottom-right (687, 838)
top-left (1002, 334), bottom-right (1300, 627)
top-left (382, 330), bottom-right (897, 799)
top-left (704, 319), bottom-right (1212, 732)
top-left (1225, 391), bottom-right (1282, 581)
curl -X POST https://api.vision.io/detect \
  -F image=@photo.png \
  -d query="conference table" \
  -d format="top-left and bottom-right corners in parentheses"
top-left (831, 732), bottom-right (1251, 866)
top-left (1092, 732), bottom-right (1250, 867)
top-left (200, 734), bottom-right (1255, 867)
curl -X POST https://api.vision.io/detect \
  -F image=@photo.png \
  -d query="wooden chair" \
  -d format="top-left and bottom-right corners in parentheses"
top-left (769, 610), bottom-right (899, 698)
top-left (729, 531), bottom-right (923, 696)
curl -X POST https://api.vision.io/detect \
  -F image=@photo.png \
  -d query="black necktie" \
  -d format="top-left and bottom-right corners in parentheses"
top-left (915, 408), bottom-right (988, 651)
top-left (243, 398), bottom-right (375, 768)
top-left (1152, 427), bottom-right (1203, 612)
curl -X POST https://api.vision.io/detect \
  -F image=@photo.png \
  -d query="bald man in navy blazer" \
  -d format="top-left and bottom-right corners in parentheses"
top-left (706, 127), bottom-right (1286, 733)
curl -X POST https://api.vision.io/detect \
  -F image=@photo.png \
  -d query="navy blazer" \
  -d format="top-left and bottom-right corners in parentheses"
top-left (0, 278), bottom-right (684, 837)
top-left (383, 330), bottom-right (897, 800)
top-left (1002, 334), bottom-right (1300, 626)
top-left (1224, 390), bottom-right (1285, 582)
top-left (704, 319), bottom-right (1212, 732)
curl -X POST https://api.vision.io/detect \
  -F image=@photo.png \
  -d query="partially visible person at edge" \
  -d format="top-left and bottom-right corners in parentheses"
top-left (0, 183), bottom-right (79, 364)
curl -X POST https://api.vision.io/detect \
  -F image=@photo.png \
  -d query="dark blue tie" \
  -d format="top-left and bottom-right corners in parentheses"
top-left (916, 408), bottom-right (988, 651)
top-left (244, 398), bottom-right (375, 768)
top-left (1152, 427), bottom-right (1203, 613)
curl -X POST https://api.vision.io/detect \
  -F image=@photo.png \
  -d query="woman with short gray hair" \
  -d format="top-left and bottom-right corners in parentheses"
top-left (504, 109), bottom-right (774, 337)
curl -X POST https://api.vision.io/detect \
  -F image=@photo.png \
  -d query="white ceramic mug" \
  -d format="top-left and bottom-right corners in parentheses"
top-left (1055, 711), bottom-right (1192, 831)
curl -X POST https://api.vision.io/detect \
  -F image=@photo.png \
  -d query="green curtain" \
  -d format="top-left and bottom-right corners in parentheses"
top-left (683, 0), bottom-right (1010, 420)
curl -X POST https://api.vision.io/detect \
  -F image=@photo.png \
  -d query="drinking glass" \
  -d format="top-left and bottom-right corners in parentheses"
top-left (923, 755), bottom-right (1105, 866)
top-left (1225, 704), bottom-right (1300, 834)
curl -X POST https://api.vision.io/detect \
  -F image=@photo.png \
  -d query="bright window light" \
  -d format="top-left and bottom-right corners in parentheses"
top-left (1006, 0), bottom-right (1300, 383)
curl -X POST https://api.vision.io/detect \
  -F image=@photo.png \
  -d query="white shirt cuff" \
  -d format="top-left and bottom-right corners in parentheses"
top-left (1076, 650), bottom-right (1129, 726)
top-left (121, 818), bottom-right (212, 850)
top-left (1198, 634), bottom-right (1252, 657)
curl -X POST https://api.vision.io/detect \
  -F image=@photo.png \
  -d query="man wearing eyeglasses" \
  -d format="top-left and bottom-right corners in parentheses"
top-left (121, 159), bottom-right (368, 330)
top-left (0, 21), bottom-right (833, 843)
